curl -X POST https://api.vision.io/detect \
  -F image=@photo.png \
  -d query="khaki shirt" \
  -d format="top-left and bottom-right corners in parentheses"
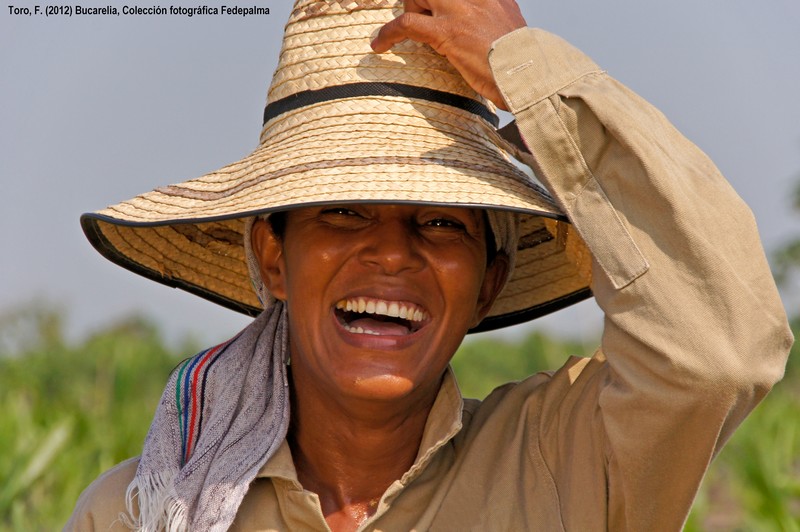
top-left (67, 28), bottom-right (792, 531)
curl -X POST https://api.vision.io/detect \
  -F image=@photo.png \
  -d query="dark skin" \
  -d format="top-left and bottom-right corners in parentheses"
top-left (252, 204), bottom-right (508, 531)
top-left (251, 1), bottom-right (526, 529)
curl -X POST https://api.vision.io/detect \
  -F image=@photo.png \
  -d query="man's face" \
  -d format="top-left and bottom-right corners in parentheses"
top-left (252, 204), bottom-right (508, 404)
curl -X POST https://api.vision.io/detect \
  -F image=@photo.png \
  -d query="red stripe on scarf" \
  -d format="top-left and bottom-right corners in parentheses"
top-left (185, 343), bottom-right (224, 460)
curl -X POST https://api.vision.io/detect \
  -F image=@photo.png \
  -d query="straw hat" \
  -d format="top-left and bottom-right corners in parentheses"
top-left (81, 0), bottom-right (592, 332)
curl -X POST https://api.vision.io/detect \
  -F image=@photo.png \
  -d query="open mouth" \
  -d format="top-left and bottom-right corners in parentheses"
top-left (334, 297), bottom-right (429, 336)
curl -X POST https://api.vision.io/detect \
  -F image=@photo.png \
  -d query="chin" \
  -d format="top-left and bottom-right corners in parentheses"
top-left (347, 373), bottom-right (420, 402)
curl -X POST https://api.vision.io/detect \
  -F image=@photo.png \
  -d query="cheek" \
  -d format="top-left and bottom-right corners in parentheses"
top-left (435, 252), bottom-right (487, 307)
top-left (280, 239), bottom-right (353, 327)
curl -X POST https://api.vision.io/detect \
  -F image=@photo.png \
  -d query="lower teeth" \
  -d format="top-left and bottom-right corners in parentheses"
top-left (345, 325), bottom-right (380, 335)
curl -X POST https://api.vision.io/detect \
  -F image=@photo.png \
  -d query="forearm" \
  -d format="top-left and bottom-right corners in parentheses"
top-left (490, 27), bottom-right (792, 528)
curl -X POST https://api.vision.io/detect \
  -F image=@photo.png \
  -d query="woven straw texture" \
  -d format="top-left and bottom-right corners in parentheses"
top-left (81, 0), bottom-right (592, 330)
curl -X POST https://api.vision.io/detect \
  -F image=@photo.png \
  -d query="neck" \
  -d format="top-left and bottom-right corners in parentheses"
top-left (288, 366), bottom-right (443, 531)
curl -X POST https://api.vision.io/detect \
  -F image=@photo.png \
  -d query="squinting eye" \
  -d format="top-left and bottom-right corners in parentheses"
top-left (425, 218), bottom-right (465, 230)
top-left (322, 207), bottom-right (359, 216)
top-left (318, 207), bottom-right (370, 229)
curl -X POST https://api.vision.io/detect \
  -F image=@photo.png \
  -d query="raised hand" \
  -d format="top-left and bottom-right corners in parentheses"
top-left (371, 0), bottom-right (527, 110)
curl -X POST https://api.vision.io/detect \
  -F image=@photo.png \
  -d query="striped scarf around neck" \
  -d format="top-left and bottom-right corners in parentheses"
top-left (123, 302), bottom-right (290, 531)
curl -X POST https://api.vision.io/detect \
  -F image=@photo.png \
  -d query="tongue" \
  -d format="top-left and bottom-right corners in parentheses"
top-left (348, 316), bottom-right (411, 335)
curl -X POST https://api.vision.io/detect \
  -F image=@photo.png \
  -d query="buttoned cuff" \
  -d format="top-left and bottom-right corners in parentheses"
top-left (489, 28), bottom-right (601, 114)
top-left (488, 28), bottom-right (648, 289)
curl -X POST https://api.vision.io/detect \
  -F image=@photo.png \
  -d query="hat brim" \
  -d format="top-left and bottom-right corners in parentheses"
top-left (82, 201), bottom-right (592, 333)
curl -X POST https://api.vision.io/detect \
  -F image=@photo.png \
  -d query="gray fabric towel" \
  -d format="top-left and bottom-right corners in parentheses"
top-left (123, 303), bottom-right (290, 531)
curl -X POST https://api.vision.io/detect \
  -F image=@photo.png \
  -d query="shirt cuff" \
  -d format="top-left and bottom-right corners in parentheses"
top-left (489, 27), bottom-right (602, 114)
top-left (488, 28), bottom-right (648, 290)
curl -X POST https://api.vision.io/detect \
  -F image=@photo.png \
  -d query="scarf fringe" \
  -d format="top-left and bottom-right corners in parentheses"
top-left (122, 472), bottom-right (188, 532)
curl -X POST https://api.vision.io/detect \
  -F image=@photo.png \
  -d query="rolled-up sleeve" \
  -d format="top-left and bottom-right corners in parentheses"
top-left (490, 28), bottom-right (793, 530)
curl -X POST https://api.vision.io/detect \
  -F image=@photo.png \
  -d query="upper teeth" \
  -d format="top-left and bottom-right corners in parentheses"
top-left (336, 298), bottom-right (428, 322)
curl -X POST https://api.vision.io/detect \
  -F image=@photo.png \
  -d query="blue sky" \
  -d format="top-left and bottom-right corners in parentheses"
top-left (2, 1), bottom-right (800, 346)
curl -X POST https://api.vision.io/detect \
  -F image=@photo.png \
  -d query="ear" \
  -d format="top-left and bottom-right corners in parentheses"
top-left (251, 219), bottom-right (288, 301)
top-left (472, 253), bottom-right (510, 328)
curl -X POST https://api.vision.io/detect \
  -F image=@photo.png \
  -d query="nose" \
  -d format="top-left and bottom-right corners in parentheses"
top-left (357, 218), bottom-right (425, 275)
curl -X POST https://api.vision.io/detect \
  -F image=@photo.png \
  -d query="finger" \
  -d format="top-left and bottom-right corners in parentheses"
top-left (403, 0), bottom-right (430, 15)
top-left (371, 12), bottom-right (440, 53)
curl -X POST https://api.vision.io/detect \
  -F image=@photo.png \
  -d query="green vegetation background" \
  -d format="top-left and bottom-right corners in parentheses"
top-left (1, 303), bottom-right (798, 530)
